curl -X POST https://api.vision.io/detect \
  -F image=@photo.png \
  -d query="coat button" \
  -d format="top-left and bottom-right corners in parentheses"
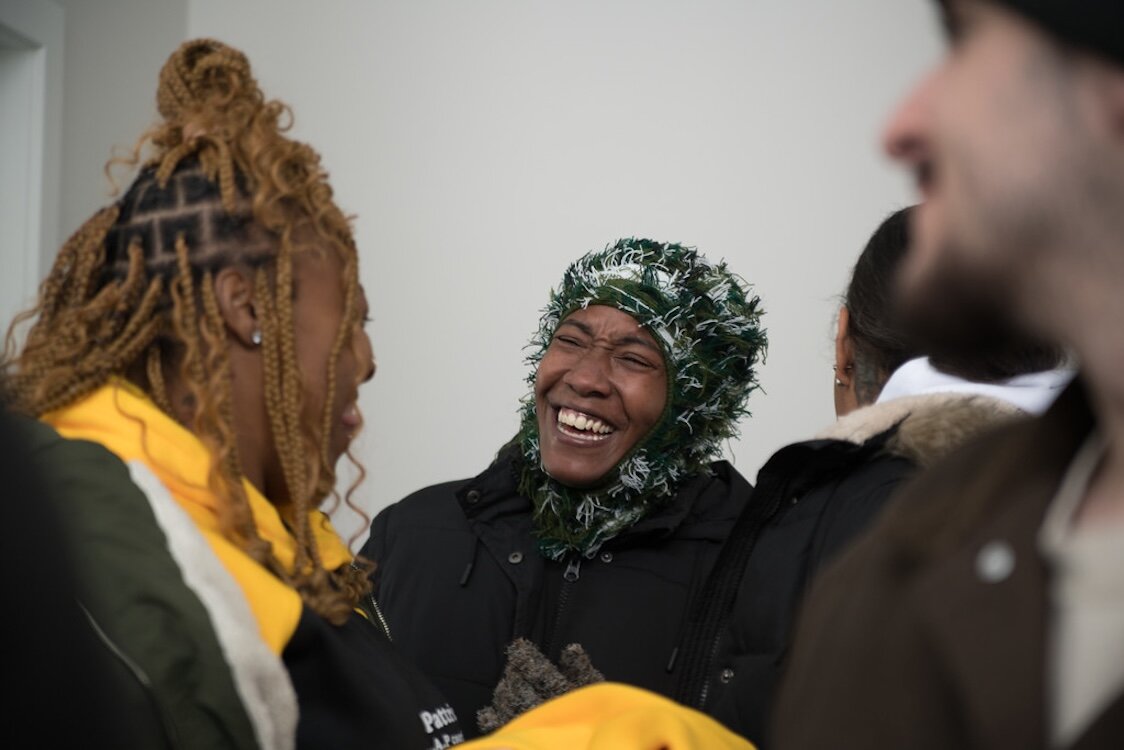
top-left (719, 668), bottom-right (734, 684)
top-left (976, 540), bottom-right (1015, 583)
top-left (508, 551), bottom-right (524, 564)
top-left (600, 551), bottom-right (613, 563)
top-left (466, 490), bottom-right (481, 505)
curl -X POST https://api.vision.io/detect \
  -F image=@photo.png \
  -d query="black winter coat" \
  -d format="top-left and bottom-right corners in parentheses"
top-left (365, 393), bottom-right (1025, 745)
top-left (284, 604), bottom-right (465, 749)
top-left (363, 450), bottom-right (749, 738)
top-left (677, 432), bottom-right (913, 743)
top-left (686, 391), bottom-right (1028, 745)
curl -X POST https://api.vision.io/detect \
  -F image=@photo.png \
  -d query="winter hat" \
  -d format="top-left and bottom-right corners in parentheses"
top-left (517, 238), bottom-right (767, 560)
top-left (949, 0), bottom-right (1124, 68)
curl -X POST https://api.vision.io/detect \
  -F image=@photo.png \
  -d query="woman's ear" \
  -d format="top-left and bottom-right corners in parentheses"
top-left (834, 306), bottom-right (854, 385)
top-left (833, 306), bottom-right (861, 418)
top-left (212, 266), bottom-right (260, 349)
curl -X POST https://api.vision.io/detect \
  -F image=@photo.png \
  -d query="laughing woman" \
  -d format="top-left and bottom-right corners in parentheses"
top-left (4, 39), bottom-right (463, 748)
top-left (363, 239), bottom-right (767, 737)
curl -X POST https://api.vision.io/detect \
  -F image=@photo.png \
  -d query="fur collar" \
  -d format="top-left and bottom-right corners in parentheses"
top-left (815, 393), bottom-right (1027, 469)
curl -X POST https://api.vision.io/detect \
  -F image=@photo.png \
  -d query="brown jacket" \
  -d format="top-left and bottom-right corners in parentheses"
top-left (772, 380), bottom-right (1124, 750)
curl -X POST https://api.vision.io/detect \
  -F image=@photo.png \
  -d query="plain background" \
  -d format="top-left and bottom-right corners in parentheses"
top-left (4, 0), bottom-right (942, 547)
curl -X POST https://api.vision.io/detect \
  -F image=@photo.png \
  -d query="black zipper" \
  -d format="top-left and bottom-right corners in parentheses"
top-left (366, 591), bottom-right (393, 641)
top-left (696, 635), bottom-right (724, 707)
top-left (674, 485), bottom-right (789, 710)
top-left (563, 557), bottom-right (582, 583)
top-left (352, 562), bottom-right (393, 641)
top-left (543, 556), bottom-right (581, 658)
top-left (692, 496), bottom-right (786, 708)
top-left (82, 603), bottom-right (178, 748)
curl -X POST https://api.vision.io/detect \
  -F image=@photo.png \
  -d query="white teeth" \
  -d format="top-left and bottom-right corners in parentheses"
top-left (557, 408), bottom-right (614, 435)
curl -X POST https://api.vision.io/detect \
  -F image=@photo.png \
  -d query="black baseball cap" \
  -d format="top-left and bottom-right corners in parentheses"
top-left (943, 0), bottom-right (1124, 67)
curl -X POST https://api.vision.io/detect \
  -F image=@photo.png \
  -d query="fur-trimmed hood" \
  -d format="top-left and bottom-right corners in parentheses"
top-left (815, 393), bottom-right (1027, 469)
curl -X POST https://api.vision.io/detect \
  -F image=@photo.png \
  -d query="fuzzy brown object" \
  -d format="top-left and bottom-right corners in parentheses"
top-left (815, 392), bottom-right (1026, 469)
top-left (476, 638), bottom-right (604, 733)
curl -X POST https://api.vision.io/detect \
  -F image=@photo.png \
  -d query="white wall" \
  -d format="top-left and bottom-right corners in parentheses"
top-left (40, 1), bottom-right (943, 547)
top-left (55, 0), bottom-right (187, 241)
top-left (186, 0), bottom-right (943, 545)
top-left (1, 0), bottom-right (184, 357)
top-left (0, 0), bottom-right (63, 342)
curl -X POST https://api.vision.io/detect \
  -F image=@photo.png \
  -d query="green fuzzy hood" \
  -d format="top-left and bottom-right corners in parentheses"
top-left (517, 238), bottom-right (767, 560)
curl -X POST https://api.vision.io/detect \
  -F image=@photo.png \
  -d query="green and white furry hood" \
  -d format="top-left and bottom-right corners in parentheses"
top-left (517, 238), bottom-right (767, 561)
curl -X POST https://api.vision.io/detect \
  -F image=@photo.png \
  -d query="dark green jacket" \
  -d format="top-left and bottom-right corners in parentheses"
top-left (19, 416), bottom-right (260, 749)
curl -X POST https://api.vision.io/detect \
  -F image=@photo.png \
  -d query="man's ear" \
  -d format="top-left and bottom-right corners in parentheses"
top-left (1108, 71), bottom-right (1124, 136)
top-left (1081, 58), bottom-right (1124, 137)
top-left (212, 266), bottom-right (259, 348)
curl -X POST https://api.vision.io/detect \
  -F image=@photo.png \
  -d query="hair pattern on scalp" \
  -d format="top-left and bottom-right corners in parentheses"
top-left (3, 39), bottom-right (368, 622)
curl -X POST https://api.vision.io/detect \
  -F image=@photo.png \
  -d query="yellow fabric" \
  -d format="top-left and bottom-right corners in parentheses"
top-left (460, 683), bottom-right (756, 750)
top-left (44, 379), bottom-right (353, 654)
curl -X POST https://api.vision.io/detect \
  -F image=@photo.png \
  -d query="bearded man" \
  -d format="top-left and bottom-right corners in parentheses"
top-left (773, 1), bottom-right (1124, 748)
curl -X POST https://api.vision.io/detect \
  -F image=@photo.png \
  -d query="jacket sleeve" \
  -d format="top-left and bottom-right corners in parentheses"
top-left (28, 424), bottom-right (259, 749)
top-left (773, 532), bottom-right (958, 750)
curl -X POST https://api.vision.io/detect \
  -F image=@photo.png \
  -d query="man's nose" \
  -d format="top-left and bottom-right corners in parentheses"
top-left (882, 68), bottom-right (938, 164)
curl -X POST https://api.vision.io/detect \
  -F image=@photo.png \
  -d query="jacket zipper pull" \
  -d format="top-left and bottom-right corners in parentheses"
top-left (460, 536), bottom-right (480, 587)
top-left (367, 592), bottom-right (393, 641)
top-left (563, 557), bottom-right (582, 582)
top-left (352, 562), bottom-right (393, 641)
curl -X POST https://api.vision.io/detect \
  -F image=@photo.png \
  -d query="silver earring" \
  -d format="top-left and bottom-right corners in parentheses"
top-left (250, 330), bottom-right (262, 346)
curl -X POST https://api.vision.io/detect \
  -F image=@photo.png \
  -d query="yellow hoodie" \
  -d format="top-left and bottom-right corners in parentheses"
top-left (462, 683), bottom-right (756, 750)
top-left (45, 379), bottom-right (352, 654)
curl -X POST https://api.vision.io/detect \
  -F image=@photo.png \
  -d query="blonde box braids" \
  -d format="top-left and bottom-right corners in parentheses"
top-left (4, 39), bottom-right (370, 623)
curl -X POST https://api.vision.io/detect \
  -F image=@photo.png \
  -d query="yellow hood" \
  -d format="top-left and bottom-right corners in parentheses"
top-left (45, 379), bottom-right (352, 654)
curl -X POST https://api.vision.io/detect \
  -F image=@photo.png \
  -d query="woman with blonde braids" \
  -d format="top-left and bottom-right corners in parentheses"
top-left (5, 39), bottom-right (465, 748)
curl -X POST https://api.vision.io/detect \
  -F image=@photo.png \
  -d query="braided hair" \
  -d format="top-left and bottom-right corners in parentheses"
top-left (3, 39), bottom-right (369, 623)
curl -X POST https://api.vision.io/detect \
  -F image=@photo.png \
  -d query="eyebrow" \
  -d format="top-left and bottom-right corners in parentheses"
top-left (557, 319), bottom-right (663, 354)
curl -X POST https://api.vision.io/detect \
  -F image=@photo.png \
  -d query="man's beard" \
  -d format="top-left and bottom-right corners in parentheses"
top-left (896, 250), bottom-right (1061, 383)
